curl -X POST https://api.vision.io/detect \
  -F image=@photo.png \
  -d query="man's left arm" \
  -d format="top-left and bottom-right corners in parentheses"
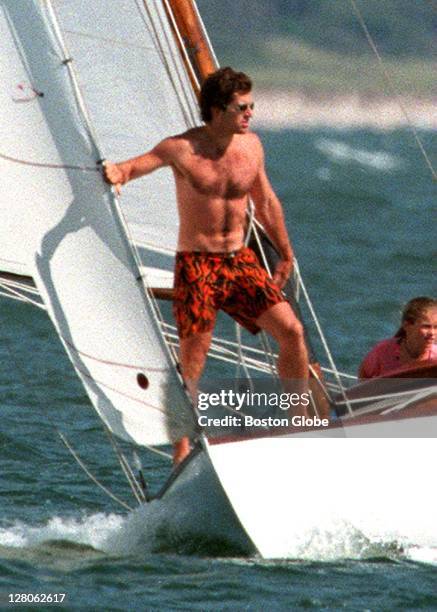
top-left (249, 147), bottom-right (294, 288)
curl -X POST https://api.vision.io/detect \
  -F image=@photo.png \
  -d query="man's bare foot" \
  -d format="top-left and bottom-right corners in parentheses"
top-left (173, 436), bottom-right (191, 465)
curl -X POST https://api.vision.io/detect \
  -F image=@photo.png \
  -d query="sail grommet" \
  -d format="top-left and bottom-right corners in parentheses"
top-left (137, 373), bottom-right (149, 389)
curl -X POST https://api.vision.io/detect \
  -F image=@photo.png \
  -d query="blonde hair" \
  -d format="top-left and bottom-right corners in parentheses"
top-left (394, 296), bottom-right (437, 338)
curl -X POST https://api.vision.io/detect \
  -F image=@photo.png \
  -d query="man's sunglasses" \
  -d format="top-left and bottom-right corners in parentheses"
top-left (226, 102), bottom-right (255, 113)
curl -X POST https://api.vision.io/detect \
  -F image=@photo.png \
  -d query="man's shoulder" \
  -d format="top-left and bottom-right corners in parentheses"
top-left (242, 131), bottom-right (261, 145)
top-left (155, 130), bottom-right (197, 158)
top-left (161, 130), bottom-right (194, 146)
top-left (174, 127), bottom-right (204, 142)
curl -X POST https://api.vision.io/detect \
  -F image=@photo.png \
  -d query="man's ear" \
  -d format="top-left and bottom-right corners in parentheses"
top-left (210, 105), bottom-right (224, 120)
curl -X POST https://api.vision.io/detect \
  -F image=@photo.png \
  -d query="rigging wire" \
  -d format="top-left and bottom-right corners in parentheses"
top-left (138, 0), bottom-right (199, 127)
top-left (0, 281), bottom-right (46, 310)
top-left (102, 423), bottom-right (146, 504)
top-left (349, 0), bottom-right (436, 182)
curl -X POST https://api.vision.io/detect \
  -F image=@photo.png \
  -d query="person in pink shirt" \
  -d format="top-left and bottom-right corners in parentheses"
top-left (359, 296), bottom-right (437, 379)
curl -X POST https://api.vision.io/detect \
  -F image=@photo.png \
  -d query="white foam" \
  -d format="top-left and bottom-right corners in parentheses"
top-left (0, 513), bottom-right (126, 552)
top-left (315, 138), bottom-right (401, 170)
top-left (406, 546), bottom-right (437, 565)
top-left (1, 508), bottom-right (437, 564)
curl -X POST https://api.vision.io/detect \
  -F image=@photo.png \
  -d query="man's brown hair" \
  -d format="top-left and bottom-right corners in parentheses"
top-left (199, 67), bottom-right (252, 123)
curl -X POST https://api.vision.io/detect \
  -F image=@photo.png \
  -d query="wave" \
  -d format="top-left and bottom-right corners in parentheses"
top-left (0, 513), bottom-right (125, 553)
top-left (315, 138), bottom-right (401, 170)
top-left (1, 511), bottom-right (437, 565)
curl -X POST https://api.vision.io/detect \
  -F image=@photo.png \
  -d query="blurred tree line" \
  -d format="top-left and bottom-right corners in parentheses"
top-left (197, 0), bottom-right (436, 58)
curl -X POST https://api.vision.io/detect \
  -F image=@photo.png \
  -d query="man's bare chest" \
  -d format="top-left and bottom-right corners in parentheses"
top-left (175, 150), bottom-right (259, 199)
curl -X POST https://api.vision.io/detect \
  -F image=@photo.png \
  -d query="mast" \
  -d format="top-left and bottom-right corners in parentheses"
top-left (164, 0), bottom-right (217, 93)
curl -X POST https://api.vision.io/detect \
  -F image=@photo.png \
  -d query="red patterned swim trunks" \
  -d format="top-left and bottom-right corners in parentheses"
top-left (173, 246), bottom-right (285, 338)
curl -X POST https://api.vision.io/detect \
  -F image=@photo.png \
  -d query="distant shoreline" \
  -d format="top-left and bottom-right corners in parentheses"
top-left (254, 91), bottom-right (437, 130)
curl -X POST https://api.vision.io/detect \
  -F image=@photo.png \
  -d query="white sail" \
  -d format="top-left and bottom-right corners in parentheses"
top-left (0, 0), bottom-right (200, 273)
top-left (0, 0), bottom-right (194, 446)
top-left (56, 0), bottom-right (200, 257)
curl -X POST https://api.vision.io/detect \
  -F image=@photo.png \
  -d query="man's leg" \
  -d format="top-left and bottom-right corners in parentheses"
top-left (173, 331), bottom-right (213, 464)
top-left (256, 301), bottom-right (309, 415)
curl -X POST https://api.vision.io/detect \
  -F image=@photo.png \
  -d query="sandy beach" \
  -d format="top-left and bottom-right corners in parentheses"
top-left (254, 91), bottom-right (437, 130)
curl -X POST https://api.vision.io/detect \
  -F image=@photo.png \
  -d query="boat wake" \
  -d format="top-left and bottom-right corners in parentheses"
top-left (1, 511), bottom-right (436, 565)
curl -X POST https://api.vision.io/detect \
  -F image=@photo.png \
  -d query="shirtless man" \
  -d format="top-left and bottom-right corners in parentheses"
top-left (103, 67), bottom-right (309, 463)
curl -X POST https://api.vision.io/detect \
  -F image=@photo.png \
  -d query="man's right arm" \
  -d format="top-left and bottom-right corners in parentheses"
top-left (102, 138), bottom-right (173, 193)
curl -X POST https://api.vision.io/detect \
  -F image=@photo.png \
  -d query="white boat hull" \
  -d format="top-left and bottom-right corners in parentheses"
top-left (149, 412), bottom-right (437, 559)
top-left (146, 449), bottom-right (256, 555)
top-left (209, 437), bottom-right (437, 558)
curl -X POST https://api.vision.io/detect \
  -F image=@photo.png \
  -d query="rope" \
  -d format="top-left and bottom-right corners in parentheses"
top-left (57, 432), bottom-right (133, 511)
top-left (234, 322), bottom-right (255, 391)
top-left (0, 150), bottom-right (99, 172)
top-left (349, 0), bottom-right (436, 182)
top-left (0, 281), bottom-right (46, 310)
top-left (102, 424), bottom-right (145, 504)
top-left (74, 366), bottom-right (167, 414)
top-left (138, 0), bottom-right (199, 127)
top-left (63, 337), bottom-right (170, 372)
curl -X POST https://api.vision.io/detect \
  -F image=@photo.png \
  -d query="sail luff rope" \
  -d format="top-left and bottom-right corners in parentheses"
top-left (44, 2), bottom-right (100, 148)
top-left (349, 0), bottom-right (436, 182)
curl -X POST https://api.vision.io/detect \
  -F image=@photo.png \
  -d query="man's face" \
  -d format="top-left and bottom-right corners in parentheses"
top-left (221, 91), bottom-right (254, 134)
top-left (403, 307), bottom-right (437, 354)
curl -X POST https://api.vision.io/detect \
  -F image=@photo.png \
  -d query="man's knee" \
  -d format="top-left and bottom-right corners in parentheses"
top-left (278, 319), bottom-right (305, 345)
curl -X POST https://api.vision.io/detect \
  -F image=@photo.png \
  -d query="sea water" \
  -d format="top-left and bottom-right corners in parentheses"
top-left (1, 128), bottom-right (436, 610)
